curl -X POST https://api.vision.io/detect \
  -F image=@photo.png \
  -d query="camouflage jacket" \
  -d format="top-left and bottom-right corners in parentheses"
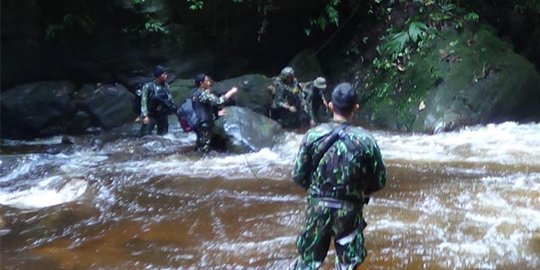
top-left (272, 78), bottom-right (303, 110)
top-left (301, 81), bottom-right (328, 123)
top-left (292, 120), bottom-right (386, 202)
top-left (193, 87), bottom-right (229, 125)
top-left (140, 81), bottom-right (173, 117)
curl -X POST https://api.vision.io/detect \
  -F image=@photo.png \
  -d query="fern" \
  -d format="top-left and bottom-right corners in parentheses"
top-left (408, 21), bottom-right (428, 42)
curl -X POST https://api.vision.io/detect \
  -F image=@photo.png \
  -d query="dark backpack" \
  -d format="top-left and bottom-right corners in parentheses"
top-left (176, 92), bottom-right (201, 132)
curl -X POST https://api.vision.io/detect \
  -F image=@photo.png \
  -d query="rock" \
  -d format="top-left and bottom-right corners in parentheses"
top-left (213, 106), bottom-right (284, 153)
top-left (361, 26), bottom-right (540, 133)
top-left (74, 83), bottom-right (138, 130)
top-left (0, 81), bottom-right (77, 139)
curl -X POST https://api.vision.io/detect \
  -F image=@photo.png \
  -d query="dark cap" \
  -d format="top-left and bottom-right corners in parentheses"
top-left (153, 65), bottom-right (166, 77)
top-left (331, 82), bottom-right (357, 110)
top-left (194, 73), bottom-right (206, 87)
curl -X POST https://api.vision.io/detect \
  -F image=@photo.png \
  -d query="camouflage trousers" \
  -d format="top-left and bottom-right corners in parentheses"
top-left (291, 198), bottom-right (367, 270)
top-left (194, 124), bottom-right (212, 153)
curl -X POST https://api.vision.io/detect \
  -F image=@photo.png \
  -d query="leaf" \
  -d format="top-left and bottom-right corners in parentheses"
top-left (408, 21), bottom-right (428, 43)
top-left (325, 5), bottom-right (339, 26)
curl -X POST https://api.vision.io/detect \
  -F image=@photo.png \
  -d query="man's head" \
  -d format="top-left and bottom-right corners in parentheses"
top-left (313, 77), bottom-right (327, 90)
top-left (153, 65), bottom-right (167, 82)
top-left (330, 82), bottom-right (358, 116)
top-left (195, 73), bottom-right (212, 89)
top-left (280, 66), bottom-right (295, 84)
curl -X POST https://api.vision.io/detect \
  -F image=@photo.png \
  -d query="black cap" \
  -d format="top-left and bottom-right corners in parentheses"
top-left (331, 82), bottom-right (357, 110)
top-left (194, 73), bottom-right (206, 87)
top-left (153, 65), bottom-right (165, 77)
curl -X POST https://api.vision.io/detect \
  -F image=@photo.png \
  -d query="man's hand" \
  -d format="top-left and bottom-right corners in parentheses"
top-left (289, 106), bottom-right (297, 113)
top-left (225, 87), bottom-right (239, 99)
top-left (218, 109), bottom-right (227, 116)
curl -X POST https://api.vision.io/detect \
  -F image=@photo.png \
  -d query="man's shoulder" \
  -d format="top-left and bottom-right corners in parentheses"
top-left (303, 123), bottom-right (334, 143)
top-left (345, 126), bottom-right (378, 147)
top-left (144, 81), bottom-right (157, 87)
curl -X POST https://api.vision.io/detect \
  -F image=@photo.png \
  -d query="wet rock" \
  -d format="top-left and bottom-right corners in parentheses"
top-left (0, 81), bottom-right (77, 139)
top-left (360, 26), bottom-right (540, 133)
top-left (213, 106), bottom-right (283, 153)
top-left (74, 83), bottom-right (138, 130)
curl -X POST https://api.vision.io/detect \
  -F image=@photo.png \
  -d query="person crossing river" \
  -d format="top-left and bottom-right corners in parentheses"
top-left (291, 82), bottom-right (387, 270)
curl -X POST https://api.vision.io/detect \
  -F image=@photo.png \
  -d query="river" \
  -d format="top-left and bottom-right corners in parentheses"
top-left (1, 121), bottom-right (539, 270)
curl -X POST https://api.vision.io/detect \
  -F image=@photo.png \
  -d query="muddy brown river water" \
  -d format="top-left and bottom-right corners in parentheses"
top-left (1, 122), bottom-right (539, 269)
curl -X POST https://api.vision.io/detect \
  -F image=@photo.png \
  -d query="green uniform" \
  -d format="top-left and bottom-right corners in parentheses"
top-left (271, 78), bottom-right (308, 129)
top-left (193, 87), bottom-right (229, 153)
top-left (303, 82), bottom-right (328, 125)
top-left (292, 120), bottom-right (387, 270)
top-left (140, 81), bottom-right (175, 137)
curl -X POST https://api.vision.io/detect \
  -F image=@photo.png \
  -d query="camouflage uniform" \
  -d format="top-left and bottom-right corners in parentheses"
top-left (140, 81), bottom-right (175, 137)
top-left (271, 77), bottom-right (308, 129)
top-left (303, 82), bottom-right (328, 125)
top-left (192, 87), bottom-right (229, 153)
top-left (292, 120), bottom-right (387, 270)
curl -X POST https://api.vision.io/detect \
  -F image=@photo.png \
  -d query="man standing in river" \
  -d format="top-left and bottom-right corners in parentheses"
top-left (139, 65), bottom-right (176, 137)
top-left (192, 73), bottom-right (238, 153)
top-left (291, 82), bottom-right (387, 270)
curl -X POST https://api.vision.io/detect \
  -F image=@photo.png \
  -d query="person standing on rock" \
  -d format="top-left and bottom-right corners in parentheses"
top-left (139, 65), bottom-right (176, 137)
top-left (290, 82), bottom-right (387, 270)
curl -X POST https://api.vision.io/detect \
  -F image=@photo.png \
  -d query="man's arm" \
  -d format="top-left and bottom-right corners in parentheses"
top-left (140, 83), bottom-right (151, 117)
top-left (292, 136), bottom-right (313, 191)
top-left (198, 90), bottom-right (228, 107)
top-left (364, 139), bottom-right (387, 196)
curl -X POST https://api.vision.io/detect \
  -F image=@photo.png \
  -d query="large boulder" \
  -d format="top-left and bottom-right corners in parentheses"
top-left (1, 81), bottom-right (77, 139)
top-left (210, 74), bottom-right (274, 115)
top-left (212, 106), bottom-right (283, 153)
top-left (288, 49), bottom-right (324, 82)
top-left (360, 26), bottom-right (540, 133)
top-left (74, 83), bottom-right (137, 130)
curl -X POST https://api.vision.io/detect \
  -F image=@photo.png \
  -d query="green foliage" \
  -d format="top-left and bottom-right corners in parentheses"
top-left (144, 19), bottom-right (168, 34)
top-left (187, 0), bottom-right (204, 10)
top-left (305, 0), bottom-right (341, 35)
top-left (464, 12), bottom-right (479, 22)
top-left (45, 13), bottom-right (95, 41)
top-left (379, 21), bottom-right (429, 62)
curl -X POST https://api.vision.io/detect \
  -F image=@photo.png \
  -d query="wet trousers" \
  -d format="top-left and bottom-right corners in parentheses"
top-left (194, 124), bottom-right (212, 153)
top-left (291, 200), bottom-right (367, 270)
top-left (139, 114), bottom-right (169, 137)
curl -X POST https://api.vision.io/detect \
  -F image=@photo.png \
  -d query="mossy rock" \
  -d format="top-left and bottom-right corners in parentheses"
top-left (361, 25), bottom-right (540, 133)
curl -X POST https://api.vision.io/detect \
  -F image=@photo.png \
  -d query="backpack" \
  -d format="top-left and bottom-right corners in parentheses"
top-left (176, 94), bottom-right (201, 132)
top-left (308, 124), bottom-right (362, 197)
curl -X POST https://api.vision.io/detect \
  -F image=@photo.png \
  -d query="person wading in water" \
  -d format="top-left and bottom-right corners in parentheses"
top-left (291, 82), bottom-right (387, 270)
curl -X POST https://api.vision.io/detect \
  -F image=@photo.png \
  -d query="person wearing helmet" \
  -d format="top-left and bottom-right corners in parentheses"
top-left (269, 66), bottom-right (307, 129)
